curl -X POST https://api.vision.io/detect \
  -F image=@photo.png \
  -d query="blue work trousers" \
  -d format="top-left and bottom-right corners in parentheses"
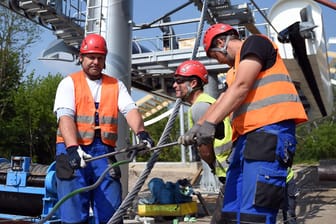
top-left (221, 120), bottom-right (296, 224)
top-left (56, 138), bottom-right (122, 224)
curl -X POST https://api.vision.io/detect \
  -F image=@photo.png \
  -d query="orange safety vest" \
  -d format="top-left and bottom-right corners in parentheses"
top-left (225, 67), bottom-right (235, 88)
top-left (56, 71), bottom-right (119, 146)
top-left (228, 35), bottom-right (307, 136)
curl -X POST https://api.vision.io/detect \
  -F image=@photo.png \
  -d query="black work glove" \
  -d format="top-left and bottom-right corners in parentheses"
top-left (195, 121), bottom-right (216, 146)
top-left (137, 131), bottom-right (155, 148)
top-left (67, 145), bottom-right (92, 169)
top-left (178, 124), bottom-right (200, 146)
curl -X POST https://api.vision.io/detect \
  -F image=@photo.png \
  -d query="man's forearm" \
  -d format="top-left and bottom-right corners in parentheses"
top-left (59, 115), bottom-right (78, 147)
top-left (125, 109), bottom-right (145, 134)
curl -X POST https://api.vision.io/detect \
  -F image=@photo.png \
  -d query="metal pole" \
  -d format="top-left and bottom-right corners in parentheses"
top-left (179, 104), bottom-right (186, 163)
top-left (187, 111), bottom-right (193, 162)
top-left (105, 0), bottom-right (133, 198)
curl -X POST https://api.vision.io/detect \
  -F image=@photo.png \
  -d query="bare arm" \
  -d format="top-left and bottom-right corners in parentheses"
top-left (125, 108), bottom-right (146, 134)
top-left (199, 56), bottom-right (263, 124)
top-left (58, 115), bottom-right (78, 147)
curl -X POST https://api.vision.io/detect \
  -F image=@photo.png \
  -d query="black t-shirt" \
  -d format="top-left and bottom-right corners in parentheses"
top-left (239, 35), bottom-right (277, 71)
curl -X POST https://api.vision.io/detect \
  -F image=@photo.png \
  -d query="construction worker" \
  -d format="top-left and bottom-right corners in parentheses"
top-left (178, 23), bottom-right (308, 224)
top-left (173, 60), bottom-right (232, 223)
top-left (53, 33), bottom-right (154, 224)
top-left (282, 167), bottom-right (299, 224)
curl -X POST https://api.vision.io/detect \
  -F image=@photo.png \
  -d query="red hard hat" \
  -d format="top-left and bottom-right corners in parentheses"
top-left (80, 34), bottom-right (107, 55)
top-left (203, 23), bottom-right (239, 55)
top-left (175, 60), bottom-right (208, 84)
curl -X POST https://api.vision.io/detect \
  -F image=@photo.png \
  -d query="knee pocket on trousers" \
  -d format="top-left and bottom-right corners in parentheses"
top-left (254, 166), bottom-right (287, 209)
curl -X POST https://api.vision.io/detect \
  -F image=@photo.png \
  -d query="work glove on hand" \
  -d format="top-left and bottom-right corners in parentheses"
top-left (66, 145), bottom-right (92, 169)
top-left (137, 131), bottom-right (155, 148)
top-left (195, 121), bottom-right (216, 146)
top-left (178, 124), bottom-right (200, 146)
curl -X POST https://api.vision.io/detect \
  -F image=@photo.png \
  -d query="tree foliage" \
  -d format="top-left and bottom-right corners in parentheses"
top-left (0, 7), bottom-right (42, 70)
top-left (295, 115), bottom-right (336, 163)
top-left (0, 7), bottom-right (42, 119)
top-left (0, 73), bottom-right (63, 164)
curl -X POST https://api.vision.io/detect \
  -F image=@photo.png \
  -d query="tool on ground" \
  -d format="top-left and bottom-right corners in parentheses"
top-left (193, 191), bottom-right (210, 216)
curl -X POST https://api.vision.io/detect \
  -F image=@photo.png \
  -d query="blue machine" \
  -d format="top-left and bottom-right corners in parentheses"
top-left (0, 156), bottom-right (60, 223)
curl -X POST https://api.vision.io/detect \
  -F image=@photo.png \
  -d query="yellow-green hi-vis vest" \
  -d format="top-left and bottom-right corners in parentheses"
top-left (287, 167), bottom-right (294, 183)
top-left (188, 93), bottom-right (233, 178)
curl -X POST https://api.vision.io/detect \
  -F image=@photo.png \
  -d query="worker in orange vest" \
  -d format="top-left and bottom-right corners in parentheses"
top-left (179, 23), bottom-right (308, 224)
top-left (54, 33), bottom-right (154, 224)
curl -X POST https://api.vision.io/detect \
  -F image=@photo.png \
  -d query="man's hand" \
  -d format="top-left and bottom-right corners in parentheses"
top-left (67, 145), bottom-right (92, 169)
top-left (178, 124), bottom-right (200, 146)
top-left (197, 144), bottom-right (216, 169)
top-left (137, 131), bottom-right (155, 148)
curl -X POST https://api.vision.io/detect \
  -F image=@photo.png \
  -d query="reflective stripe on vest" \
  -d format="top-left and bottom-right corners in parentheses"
top-left (56, 71), bottom-right (119, 146)
top-left (231, 35), bottom-right (307, 136)
top-left (189, 93), bottom-right (233, 177)
top-left (232, 74), bottom-right (299, 119)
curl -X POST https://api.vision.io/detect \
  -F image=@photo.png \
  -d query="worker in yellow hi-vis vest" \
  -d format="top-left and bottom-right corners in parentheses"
top-left (173, 60), bottom-right (232, 224)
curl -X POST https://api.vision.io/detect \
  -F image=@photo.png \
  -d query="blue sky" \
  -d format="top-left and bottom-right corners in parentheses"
top-left (25, 0), bottom-right (336, 81)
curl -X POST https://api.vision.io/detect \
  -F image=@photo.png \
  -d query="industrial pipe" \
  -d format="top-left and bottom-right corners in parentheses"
top-left (318, 159), bottom-right (336, 181)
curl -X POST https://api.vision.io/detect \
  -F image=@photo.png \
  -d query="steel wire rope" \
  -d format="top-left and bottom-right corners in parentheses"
top-left (108, 98), bottom-right (182, 223)
top-left (108, 1), bottom-right (209, 223)
top-left (137, 1), bottom-right (193, 28)
top-left (249, 0), bottom-right (280, 36)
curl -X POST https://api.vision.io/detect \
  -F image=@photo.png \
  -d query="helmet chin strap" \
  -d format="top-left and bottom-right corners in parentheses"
top-left (221, 35), bottom-right (231, 55)
top-left (182, 83), bottom-right (202, 101)
top-left (211, 35), bottom-right (232, 55)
